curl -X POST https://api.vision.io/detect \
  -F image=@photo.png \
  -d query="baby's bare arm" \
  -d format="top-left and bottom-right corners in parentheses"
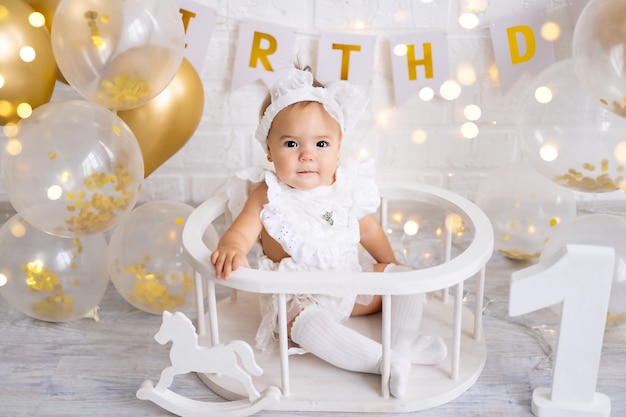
top-left (359, 214), bottom-right (397, 265)
top-left (210, 183), bottom-right (267, 279)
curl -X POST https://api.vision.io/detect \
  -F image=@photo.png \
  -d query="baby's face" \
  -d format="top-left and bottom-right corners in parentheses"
top-left (266, 102), bottom-right (342, 190)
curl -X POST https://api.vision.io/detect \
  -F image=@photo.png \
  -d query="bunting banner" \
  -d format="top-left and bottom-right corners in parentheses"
top-left (315, 32), bottom-right (376, 86)
top-left (176, 0), bottom-right (216, 73)
top-left (231, 19), bottom-right (296, 90)
top-left (489, 10), bottom-right (556, 94)
top-left (176, 0), bottom-right (581, 105)
top-left (389, 30), bottom-right (449, 105)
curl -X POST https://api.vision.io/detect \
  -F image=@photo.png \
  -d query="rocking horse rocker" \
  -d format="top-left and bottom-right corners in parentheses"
top-left (137, 182), bottom-right (494, 417)
top-left (137, 310), bottom-right (281, 416)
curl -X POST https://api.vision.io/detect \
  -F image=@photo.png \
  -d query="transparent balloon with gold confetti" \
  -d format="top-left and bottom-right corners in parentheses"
top-left (50, 0), bottom-right (185, 111)
top-left (541, 214), bottom-right (626, 327)
top-left (106, 200), bottom-right (198, 315)
top-left (1, 100), bottom-right (144, 238)
top-left (475, 162), bottom-right (577, 260)
top-left (572, 0), bottom-right (626, 120)
top-left (0, 214), bottom-right (109, 322)
top-left (517, 59), bottom-right (626, 194)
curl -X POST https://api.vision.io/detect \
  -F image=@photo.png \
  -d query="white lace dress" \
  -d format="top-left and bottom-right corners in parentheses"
top-left (228, 158), bottom-right (380, 351)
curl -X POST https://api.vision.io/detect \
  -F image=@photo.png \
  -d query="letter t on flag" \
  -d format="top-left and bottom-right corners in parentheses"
top-left (490, 10), bottom-right (555, 94)
top-left (231, 20), bottom-right (296, 90)
top-left (175, 0), bottom-right (217, 73)
top-left (316, 32), bottom-right (376, 86)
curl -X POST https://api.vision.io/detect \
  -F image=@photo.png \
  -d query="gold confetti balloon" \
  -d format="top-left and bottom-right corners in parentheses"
top-left (1, 100), bottom-right (144, 237)
top-left (106, 200), bottom-right (197, 315)
top-left (0, 0), bottom-right (57, 126)
top-left (517, 59), bottom-right (626, 194)
top-left (50, 0), bottom-right (185, 111)
top-left (541, 214), bottom-right (626, 327)
top-left (475, 162), bottom-right (577, 260)
top-left (572, 0), bottom-right (626, 119)
top-left (0, 214), bottom-right (109, 322)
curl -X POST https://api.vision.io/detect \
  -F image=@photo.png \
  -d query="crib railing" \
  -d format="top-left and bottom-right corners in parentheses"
top-left (182, 183), bottom-right (494, 399)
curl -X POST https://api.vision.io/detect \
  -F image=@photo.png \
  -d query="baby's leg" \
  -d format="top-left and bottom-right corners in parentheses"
top-left (291, 305), bottom-right (411, 398)
top-left (385, 264), bottom-right (448, 365)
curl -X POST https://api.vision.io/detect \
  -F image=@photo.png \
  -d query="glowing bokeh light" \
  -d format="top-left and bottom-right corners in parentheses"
top-left (459, 12), bottom-right (480, 29)
top-left (457, 63), bottom-right (477, 86)
top-left (539, 143), bottom-right (559, 162)
top-left (404, 220), bottom-right (419, 236)
top-left (412, 129), bottom-right (428, 144)
top-left (541, 21), bottom-right (561, 41)
top-left (463, 104), bottom-right (482, 121)
top-left (440, 80), bottom-right (461, 100)
top-left (461, 121), bottom-right (479, 139)
top-left (534, 86), bottom-right (553, 104)
top-left (419, 87), bottom-right (435, 101)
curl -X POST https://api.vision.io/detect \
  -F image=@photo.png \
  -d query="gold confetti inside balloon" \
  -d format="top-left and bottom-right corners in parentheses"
top-left (50, 0), bottom-right (185, 110)
top-left (0, 214), bottom-right (109, 322)
top-left (517, 59), bottom-right (626, 194)
top-left (572, 0), bottom-right (626, 119)
top-left (1, 100), bottom-right (144, 237)
top-left (475, 162), bottom-right (577, 260)
top-left (541, 214), bottom-right (626, 327)
top-left (0, 0), bottom-right (57, 125)
top-left (107, 200), bottom-right (197, 315)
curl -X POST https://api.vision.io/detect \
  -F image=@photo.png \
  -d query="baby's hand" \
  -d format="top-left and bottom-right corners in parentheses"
top-left (210, 247), bottom-right (250, 280)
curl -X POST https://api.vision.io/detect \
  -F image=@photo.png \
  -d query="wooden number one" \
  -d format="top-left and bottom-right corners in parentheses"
top-left (509, 244), bottom-right (614, 417)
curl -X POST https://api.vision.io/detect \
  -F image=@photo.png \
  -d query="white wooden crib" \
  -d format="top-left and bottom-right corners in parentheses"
top-left (137, 182), bottom-right (494, 416)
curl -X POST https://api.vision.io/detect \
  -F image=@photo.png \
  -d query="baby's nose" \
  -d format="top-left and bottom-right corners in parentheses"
top-left (299, 149), bottom-right (314, 160)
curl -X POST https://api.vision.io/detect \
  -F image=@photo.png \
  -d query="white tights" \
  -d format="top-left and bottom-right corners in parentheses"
top-left (290, 286), bottom-right (447, 398)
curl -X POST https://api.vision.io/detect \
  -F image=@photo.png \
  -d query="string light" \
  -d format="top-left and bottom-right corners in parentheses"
top-left (16, 103), bottom-right (32, 119)
top-left (456, 63), bottom-right (477, 86)
top-left (47, 185), bottom-right (63, 201)
top-left (463, 104), bottom-right (482, 121)
top-left (461, 121), bottom-right (479, 139)
top-left (403, 220), bottom-right (419, 236)
top-left (459, 12), bottom-right (479, 29)
top-left (534, 86), bottom-right (553, 104)
top-left (419, 87), bottom-right (435, 101)
top-left (19, 46), bottom-right (36, 63)
top-left (540, 21), bottom-right (561, 41)
top-left (540, 143), bottom-right (559, 162)
top-left (393, 43), bottom-right (408, 56)
top-left (412, 129), bottom-right (428, 144)
top-left (10, 222), bottom-right (26, 238)
top-left (440, 80), bottom-right (461, 101)
top-left (614, 141), bottom-right (626, 164)
top-left (28, 12), bottom-right (46, 28)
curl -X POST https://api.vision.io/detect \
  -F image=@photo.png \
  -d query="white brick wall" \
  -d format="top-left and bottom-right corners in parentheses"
top-left (2, 0), bottom-right (626, 210)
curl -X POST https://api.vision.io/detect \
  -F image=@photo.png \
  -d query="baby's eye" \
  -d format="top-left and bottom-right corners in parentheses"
top-left (316, 140), bottom-right (329, 148)
top-left (284, 140), bottom-right (297, 148)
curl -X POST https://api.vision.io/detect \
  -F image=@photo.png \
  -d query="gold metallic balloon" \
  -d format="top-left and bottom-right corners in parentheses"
top-left (22, 0), bottom-right (61, 31)
top-left (22, 0), bottom-right (67, 84)
top-left (0, 0), bottom-right (57, 125)
top-left (118, 58), bottom-right (204, 178)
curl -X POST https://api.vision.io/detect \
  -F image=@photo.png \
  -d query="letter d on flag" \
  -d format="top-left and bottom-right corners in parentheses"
top-left (490, 10), bottom-right (555, 94)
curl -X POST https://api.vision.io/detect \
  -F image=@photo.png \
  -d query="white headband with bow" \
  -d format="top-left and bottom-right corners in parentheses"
top-left (255, 69), bottom-right (369, 153)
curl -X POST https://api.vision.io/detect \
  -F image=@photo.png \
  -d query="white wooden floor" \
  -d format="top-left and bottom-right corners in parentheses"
top-left (1, 205), bottom-right (625, 417)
